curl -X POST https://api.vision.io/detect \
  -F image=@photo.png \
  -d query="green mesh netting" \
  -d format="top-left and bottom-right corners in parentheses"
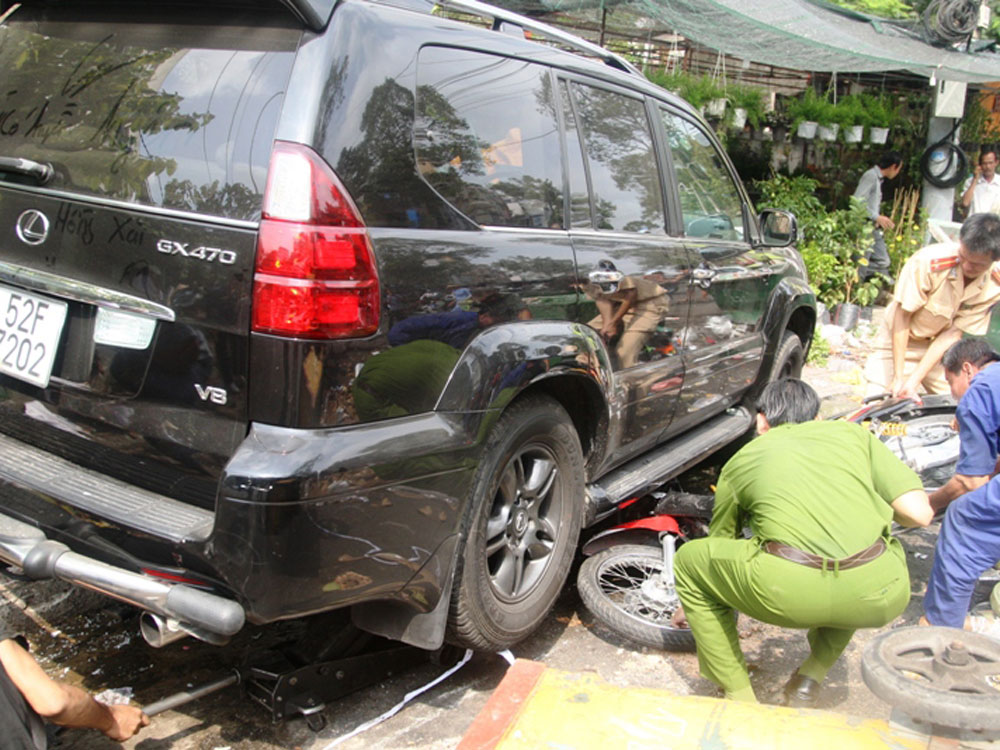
top-left (492, 0), bottom-right (1000, 82)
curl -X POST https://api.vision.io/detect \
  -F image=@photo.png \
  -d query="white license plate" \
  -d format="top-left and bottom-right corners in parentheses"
top-left (0, 285), bottom-right (68, 388)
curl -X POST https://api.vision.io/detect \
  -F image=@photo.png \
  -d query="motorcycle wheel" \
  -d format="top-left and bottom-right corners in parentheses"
top-left (577, 543), bottom-right (695, 651)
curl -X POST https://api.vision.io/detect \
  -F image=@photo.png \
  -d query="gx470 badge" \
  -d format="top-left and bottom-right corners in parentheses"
top-left (156, 239), bottom-right (236, 265)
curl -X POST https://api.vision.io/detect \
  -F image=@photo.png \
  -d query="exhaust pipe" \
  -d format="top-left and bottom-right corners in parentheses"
top-left (139, 613), bottom-right (231, 648)
top-left (0, 512), bottom-right (245, 640)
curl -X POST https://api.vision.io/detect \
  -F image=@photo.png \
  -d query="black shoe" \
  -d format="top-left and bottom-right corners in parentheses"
top-left (782, 673), bottom-right (820, 708)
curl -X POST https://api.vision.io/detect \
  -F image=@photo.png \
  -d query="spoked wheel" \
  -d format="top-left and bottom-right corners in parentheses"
top-left (577, 543), bottom-right (695, 651)
top-left (861, 626), bottom-right (1000, 731)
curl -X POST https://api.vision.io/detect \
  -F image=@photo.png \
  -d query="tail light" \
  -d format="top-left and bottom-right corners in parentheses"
top-left (252, 141), bottom-right (379, 339)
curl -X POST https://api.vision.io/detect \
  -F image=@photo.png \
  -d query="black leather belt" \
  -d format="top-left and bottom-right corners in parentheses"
top-left (763, 538), bottom-right (886, 572)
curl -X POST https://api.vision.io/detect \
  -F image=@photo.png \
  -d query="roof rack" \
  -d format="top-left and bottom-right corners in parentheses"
top-left (434, 0), bottom-right (641, 76)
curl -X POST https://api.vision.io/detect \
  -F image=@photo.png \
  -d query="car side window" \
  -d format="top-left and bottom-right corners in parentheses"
top-left (414, 47), bottom-right (564, 229)
top-left (559, 81), bottom-right (593, 229)
top-left (568, 82), bottom-right (665, 234)
top-left (659, 110), bottom-right (744, 241)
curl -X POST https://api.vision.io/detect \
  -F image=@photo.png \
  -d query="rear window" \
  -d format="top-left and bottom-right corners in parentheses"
top-left (415, 47), bottom-right (565, 229)
top-left (0, 5), bottom-right (299, 222)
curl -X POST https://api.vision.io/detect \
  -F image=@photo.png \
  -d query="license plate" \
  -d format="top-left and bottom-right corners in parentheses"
top-left (0, 285), bottom-right (68, 388)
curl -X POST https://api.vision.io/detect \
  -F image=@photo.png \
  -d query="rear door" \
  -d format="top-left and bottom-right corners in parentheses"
top-left (0, 4), bottom-right (299, 503)
top-left (560, 77), bottom-right (691, 465)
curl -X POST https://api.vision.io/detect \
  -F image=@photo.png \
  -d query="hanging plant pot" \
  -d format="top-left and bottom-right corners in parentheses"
top-left (730, 107), bottom-right (747, 130)
top-left (844, 125), bottom-right (864, 143)
top-left (817, 123), bottom-right (839, 141)
top-left (832, 302), bottom-right (860, 331)
top-left (796, 120), bottom-right (818, 139)
top-left (870, 126), bottom-right (889, 144)
top-left (705, 98), bottom-right (727, 118)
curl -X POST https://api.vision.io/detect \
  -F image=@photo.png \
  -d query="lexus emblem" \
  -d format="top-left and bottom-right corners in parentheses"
top-left (15, 209), bottom-right (50, 246)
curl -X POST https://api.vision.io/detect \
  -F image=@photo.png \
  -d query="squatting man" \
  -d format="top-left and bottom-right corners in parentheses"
top-left (671, 379), bottom-right (933, 706)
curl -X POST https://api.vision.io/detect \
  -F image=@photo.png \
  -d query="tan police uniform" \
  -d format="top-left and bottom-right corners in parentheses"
top-left (864, 242), bottom-right (1000, 396)
top-left (587, 275), bottom-right (669, 368)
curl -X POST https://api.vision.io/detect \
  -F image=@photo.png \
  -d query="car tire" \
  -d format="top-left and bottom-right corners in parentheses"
top-left (861, 626), bottom-right (1000, 731)
top-left (769, 330), bottom-right (804, 381)
top-left (577, 543), bottom-right (695, 651)
top-left (447, 394), bottom-right (584, 650)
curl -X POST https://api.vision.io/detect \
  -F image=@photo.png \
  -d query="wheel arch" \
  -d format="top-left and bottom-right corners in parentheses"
top-left (438, 320), bottom-right (614, 470)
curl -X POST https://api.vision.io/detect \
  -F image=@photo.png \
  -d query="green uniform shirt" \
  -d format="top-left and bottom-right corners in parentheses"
top-left (709, 420), bottom-right (922, 558)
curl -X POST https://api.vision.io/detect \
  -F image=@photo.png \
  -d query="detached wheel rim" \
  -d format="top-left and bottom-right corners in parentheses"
top-left (485, 443), bottom-right (561, 602)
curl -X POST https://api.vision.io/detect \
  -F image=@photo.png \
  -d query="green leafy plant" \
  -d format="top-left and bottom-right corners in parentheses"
top-left (800, 198), bottom-right (881, 308)
top-left (860, 93), bottom-right (897, 128)
top-left (727, 82), bottom-right (766, 129)
top-left (786, 89), bottom-right (834, 128)
top-left (646, 70), bottom-right (724, 110)
top-left (754, 173), bottom-right (826, 234)
top-left (830, 93), bottom-right (867, 128)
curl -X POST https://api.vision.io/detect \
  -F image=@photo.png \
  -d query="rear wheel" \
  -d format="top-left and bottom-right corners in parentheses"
top-left (448, 395), bottom-right (583, 650)
top-left (577, 543), bottom-right (695, 651)
top-left (769, 331), bottom-right (805, 382)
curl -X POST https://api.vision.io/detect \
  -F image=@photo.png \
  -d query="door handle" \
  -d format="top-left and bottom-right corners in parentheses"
top-left (691, 267), bottom-right (717, 288)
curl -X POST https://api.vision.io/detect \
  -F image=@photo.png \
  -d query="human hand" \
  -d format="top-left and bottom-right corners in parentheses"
top-left (876, 215), bottom-right (895, 231)
top-left (599, 322), bottom-right (618, 341)
top-left (104, 704), bottom-right (149, 741)
top-left (893, 377), bottom-right (921, 401)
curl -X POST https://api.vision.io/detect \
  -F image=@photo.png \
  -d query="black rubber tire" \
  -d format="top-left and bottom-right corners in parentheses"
top-left (447, 394), bottom-right (584, 650)
top-left (768, 330), bottom-right (805, 382)
top-left (577, 543), bottom-right (696, 652)
top-left (861, 626), bottom-right (1000, 731)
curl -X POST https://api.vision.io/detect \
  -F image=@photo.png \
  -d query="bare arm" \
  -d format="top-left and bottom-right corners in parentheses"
top-left (961, 169), bottom-right (980, 208)
top-left (0, 640), bottom-right (148, 742)
top-left (898, 325), bottom-right (962, 399)
top-left (929, 473), bottom-right (990, 512)
top-left (890, 488), bottom-right (934, 527)
top-left (889, 305), bottom-right (912, 396)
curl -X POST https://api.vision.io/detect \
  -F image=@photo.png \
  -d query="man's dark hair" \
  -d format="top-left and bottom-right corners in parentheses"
top-left (942, 338), bottom-right (1000, 374)
top-left (960, 212), bottom-right (1000, 261)
top-left (980, 146), bottom-right (998, 164)
top-left (878, 151), bottom-right (903, 170)
top-left (755, 378), bottom-right (820, 427)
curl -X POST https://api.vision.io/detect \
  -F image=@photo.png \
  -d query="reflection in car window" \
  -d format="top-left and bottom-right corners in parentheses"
top-left (0, 8), bottom-right (298, 222)
top-left (569, 83), bottom-right (664, 234)
top-left (660, 111), bottom-right (744, 241)
top-left (415, 48), bottom-right (564, 229)
top-left (559, 82), bottom-right (593, 229)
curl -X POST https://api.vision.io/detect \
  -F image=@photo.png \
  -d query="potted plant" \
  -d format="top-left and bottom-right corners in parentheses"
top-left (835, 94), bottom-right (866, 143)
top-left (727, 82), bottom-right (766, 131)
top-left (798, 197), bottom-right (878, 330)
top-left (862, 93), bottom-right (896, 144)
top-left (647, 70), bottom-right (724, 114)
top-left (786, 89), bottom-right (831, 140)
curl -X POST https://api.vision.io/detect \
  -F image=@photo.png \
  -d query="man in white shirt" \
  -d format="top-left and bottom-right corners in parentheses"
top-left (961, 148), bottom-right (1000, 216)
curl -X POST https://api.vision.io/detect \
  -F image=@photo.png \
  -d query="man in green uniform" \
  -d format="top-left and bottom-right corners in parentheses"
top-left (673, 379), bottom-right (933, 706)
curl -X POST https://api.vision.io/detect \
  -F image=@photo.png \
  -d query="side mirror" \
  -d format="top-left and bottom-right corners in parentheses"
top-left (758, 208), bottom-right (798, 248)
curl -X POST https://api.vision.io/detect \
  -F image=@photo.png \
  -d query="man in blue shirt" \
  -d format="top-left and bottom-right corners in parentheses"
top-left (923, 339), bottom-right (1000, 634)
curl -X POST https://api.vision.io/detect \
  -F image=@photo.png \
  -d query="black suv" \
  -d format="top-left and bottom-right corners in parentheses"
top-left (0, 0), bottom-right (813, 652)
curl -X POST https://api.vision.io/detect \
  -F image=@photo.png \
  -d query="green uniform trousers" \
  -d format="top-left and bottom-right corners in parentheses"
top-left (674, 536), bottom-right (911, 702)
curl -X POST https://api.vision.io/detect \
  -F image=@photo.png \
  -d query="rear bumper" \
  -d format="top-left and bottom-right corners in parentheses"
top-left (0, 411), bottom-right (480, 627)
top-left (0, 511), bottom-right (245, 638)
